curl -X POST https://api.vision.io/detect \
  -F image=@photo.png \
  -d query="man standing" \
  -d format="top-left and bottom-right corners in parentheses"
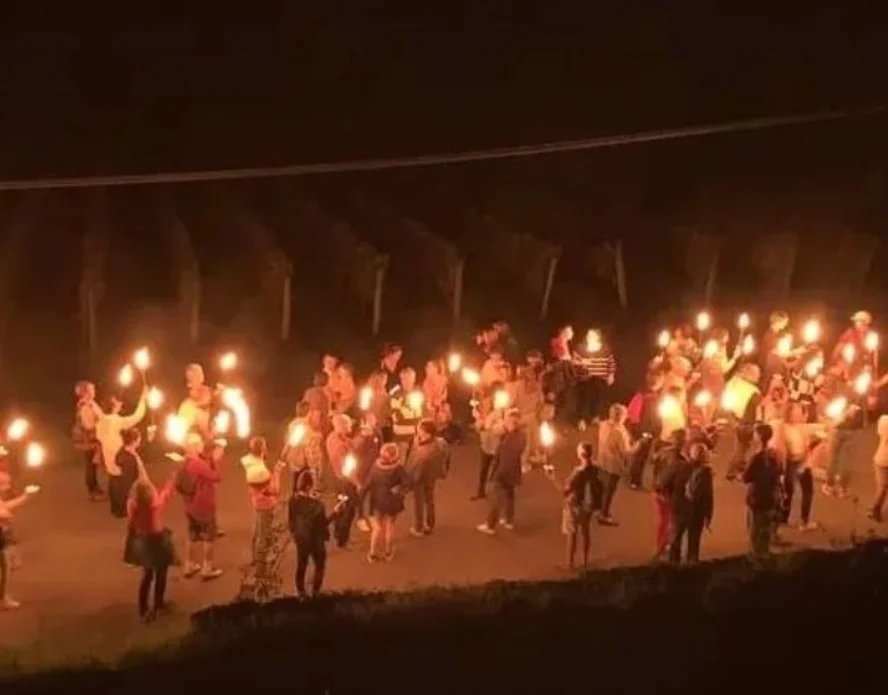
top-left (179, 435), bottom-right (224, 580)
top-left (477, 409), bottom-right (526, 534)
top-left (472, 390), bottom-right (506, 500)
top-left (406, 419), bottom-right (450, 536)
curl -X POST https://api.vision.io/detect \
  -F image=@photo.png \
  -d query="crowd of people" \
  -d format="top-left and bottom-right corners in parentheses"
top-left (1, 309), bottom-right (887, 619)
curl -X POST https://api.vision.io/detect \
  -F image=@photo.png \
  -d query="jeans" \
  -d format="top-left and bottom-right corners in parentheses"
top-left (295, 542), bottom-right (327, 596)
top-left (669, 513), bottom-right (705, 564)
top-left (628, 436), bottom-right (654, 487)
top-left (138, 566), bottom-right (168, 617)
top-left (476, 452), bottom-right (495, 497)
top-left (84, 449), bottom-right (101, 495)
top-left (575, 378), bottom-right (605, 423)
top-left (826, 429), bottom-right (855, 489)
top-left (872, 467), bottom-right (888, 516)
top-left (779, 458), bottom-right (802, 525)
top-left (413, 479), bottom-right (437, 531)
top-left (599, 471), bottom-right (620, 518)
top-left (486, 483), bottom-right (515, 528)
top-left (748, 508), bottom-right (773, 558)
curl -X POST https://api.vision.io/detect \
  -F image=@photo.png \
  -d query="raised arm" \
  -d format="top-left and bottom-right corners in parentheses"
top-left (118, 393), bottom-right (148, 430)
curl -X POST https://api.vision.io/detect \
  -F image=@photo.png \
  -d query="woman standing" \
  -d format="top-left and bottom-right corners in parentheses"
top-left (366, 443), bottom-right (407, 562)
top-left (73, 380), bottom-right (105, 501)
top-left (125, 474), bottom-right (177, 621)
top-left (110, 428), bottom-right (147, 518)
top-left (97, 391), bottom-right (148, 499)
top-left (0, 485), bottom-right (39, 610)
top-left (559, 443), bottom-right (599, 570)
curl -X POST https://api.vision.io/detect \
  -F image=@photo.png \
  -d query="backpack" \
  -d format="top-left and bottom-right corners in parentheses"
top-left (685, 465), bottom-right (711, 503)
top-left (175, 464), bottom-right (196, 499)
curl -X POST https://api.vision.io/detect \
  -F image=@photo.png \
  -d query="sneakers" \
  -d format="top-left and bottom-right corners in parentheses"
top-left (476, 523), bottom-right (496, 535)
top-left (499, 519), bottom-right (514, 530)
top-left (578, 420), bottom-right (587, 432)
top-left (597, 515), bottom-right (618, 527)
top-left (408, 527), bottom-right (425, 538)
top-left (201, 566), bottom-right (223, 581)
top-left (798, 521), bottom-right (819, 531)
top-left (356, 518), bottom-right (370, 532)
top-left (821, 485), bottom-right (835, 497)
top-left (183, 563), bottom-right (200, 578)
top-left (1, 598), bottom-right (21, 611)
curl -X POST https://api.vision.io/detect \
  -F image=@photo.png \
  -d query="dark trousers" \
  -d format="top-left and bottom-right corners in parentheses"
top-left (599, 471), bottom-right (620, 518)
top-left (138, 566), bottom-right (168, 617)
top-left (749, 508), bottom-right (773, 557)
top-left (333, 479), bottom-right (359, 547)
top-left (476, 452), bottom-right (495, 497)
top-left (486, 482), bottom-right (516, 528)
top-left (413, 479), bottom-right (437, 531)
top-left (84, 449), bottom-right (101, 495)
top-left (780, 458), bottom-right (809, 525)
top-left (575, 378), bottom-right (608, 422)
top-left (669, 512), bottom-right (705, 564)
top-left (109, 475), bottom-right (131, 518)
top-left (628, 436), bottom-right (654, 487)
top-left (295, 541), bottom-right (327, 597)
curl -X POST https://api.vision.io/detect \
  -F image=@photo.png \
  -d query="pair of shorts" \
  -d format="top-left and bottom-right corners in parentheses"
top-left (186, 515), bottom-right (216, 542)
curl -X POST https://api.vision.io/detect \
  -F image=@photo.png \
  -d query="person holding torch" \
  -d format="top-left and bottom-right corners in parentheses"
top-left (389, 367), bottom-right (424, 462)
top-left (405, 419), bottom-right (450, 537)
top-left (96, 389), bottom-right (148, 505)
top-left (573, 329), bottom-right (617, 432)
top-left (0, 483), bottom-right (39, 610)
top-left (73, 381), bottom-right (106, 501)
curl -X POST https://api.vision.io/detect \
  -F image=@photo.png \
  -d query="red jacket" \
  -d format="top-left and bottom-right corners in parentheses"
top-left (128, 484), bottom-right (174, 536)
top-left (184, 454), bottom-right (221, 522)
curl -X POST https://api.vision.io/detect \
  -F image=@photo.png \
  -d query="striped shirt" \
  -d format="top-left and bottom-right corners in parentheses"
top-left (574, 350), bottom-right (617, 382)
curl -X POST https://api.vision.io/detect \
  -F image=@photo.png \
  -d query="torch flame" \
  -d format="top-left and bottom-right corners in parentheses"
top-left (25, 442), bottom-right (45, 468)
top-left (133, 347), bottom-right (150, 371)
top-left (213, 410), bottom-right (231, 435)
top-left (804, 356), bottom-right (824, 378)
top-left (801, 320), bottom-right (821, 345)
top-left (737, 313), bottom-right (751, 331)
top-left (6, 418), bottom-right (29, 441)
top-left (288, 422), bottom-right (307, 447)
top-left (696, 311), bottom-right (711, 332)
top-left (342, 453), bottom-right (357, 477)
top-left (147, 386), bottom-right (164, 410)
top-left (741, 334), bottom-right (756, 355)
top-left (854, 371), bottom-right (872, 395)
top-left (825, 396), bottom-right (848, 421)
top-left (118, 364), bottom-right (134, 387)
top-left (493, 388), bottom-right (511, 410)
top-left (657, 330), bottom-right (671, 349)
top-left (657, 394), bottom-right (681, 420)
top-left (539, 421), bottom-right (555, 448)
top-left (165, 414), bottom-right (187, 446)
top-left (447, 353), bottom-right (462, 373)
top-left (219, 351), bottom-right (238, 372)
top-left (776, 334), bottom-right (793, 358)
top-left (693, 390), bottom-right (712, 408)
top-left (842, 343), bottom-right (856, 364)
top-left (703, 339), bottom-right (718, 359)
top-left (865, 331), bottom-right (879, 352)
top-left (461, 368), bottom-right (480, 387)
top-left (406, 390), bottom-right (425, 413)
top-left (358, 386), bottom-right (373, 411)
top-left (585, 330), bottom-right (602, 354)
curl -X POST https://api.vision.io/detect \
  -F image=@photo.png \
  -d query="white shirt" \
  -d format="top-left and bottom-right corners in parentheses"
top-left (96, 399), bottom-right (147, 476)
top-left (874, 415), bottom-right (888, 469)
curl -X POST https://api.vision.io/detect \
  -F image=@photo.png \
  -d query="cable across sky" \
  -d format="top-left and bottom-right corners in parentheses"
top-left (0, 106), bottom-right (882, 192)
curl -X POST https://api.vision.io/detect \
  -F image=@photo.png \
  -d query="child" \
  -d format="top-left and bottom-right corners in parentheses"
top-left (558, 443), bottom-right (600, 571)
top-left (287, 470), bottom-right (344, 598)
top-left (0, 484), bottom-right (39, 610)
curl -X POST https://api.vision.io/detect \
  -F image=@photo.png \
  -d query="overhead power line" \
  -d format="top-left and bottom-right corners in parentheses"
top-left (0, 106), bottom-right (881, 192)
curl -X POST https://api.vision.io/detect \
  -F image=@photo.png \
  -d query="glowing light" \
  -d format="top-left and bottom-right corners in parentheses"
top-left (737, 313), bottom-right (751, 331)
top-left (657, 394), bottom-right (681, 420)
top-left (842, 343), bottom-right (856, 364)
top-left (288, 422), bottom-right (307, 447)
top-left (146, 387), bottom-right (164, 410)
top-left (461, 368), bottom-right (480, 387)
top-left (118, 365), bottom-right (134, 387)
top-left (703, 340), bottom-right (718, 359)
top-left (447, 353), bottom-right (462, 373)
top-left (213, 410), bottom-right (231, 435)
top-left (825, 396), bottom-right (848, 421)
top-left (854, 371), bottom-right (872, 396)
top-left (720, 390), bottom-right (737, 412)
top-left (342, 453), bottom-right (357, 477)
top-left (776, 334), bottom-right (793, 358)
top-left (695, 312), bottom-right (711, 332)
top-left (6, 418), bottom-right (29, 441)
top-left (539, 421), bottom-right (555, 448)
top-left (656, 330), bottom-right (670, 349)
top-left (865, 331), bottom-right (879, 352)
top-left (741, 334), bottom-right (756, 355)
top-left (219, 352), bottom-right (238, 372)
top-left (24, 442), bottom-right (45, 468)
top-left (165, 414), bottom-right (187, 445)
top-left (801, 320), bottom-right (821, 345)
top-left (133, 347), bottom-right (150, 371)
top-left (804, 356), bottom-right (824, 378)
top-left (694, 390), bottom-right (712, 408)
top-left (585, 330), bottom-right (602, 354)
top-left (406, 390), bottom-right (425, 413)
top-left (358, 386), bottom-right (373, 411)
top-left (493, 389), bottom-right (511, 410)
top-left (24, 484), bottom-right (40, 495)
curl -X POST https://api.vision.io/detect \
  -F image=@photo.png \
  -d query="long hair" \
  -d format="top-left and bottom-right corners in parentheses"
top-left (128, 477), bottom-right (156, 511)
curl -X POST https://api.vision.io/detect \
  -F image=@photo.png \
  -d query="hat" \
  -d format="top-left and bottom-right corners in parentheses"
top-left (851, 310), bottom-right (873, 325)
top-left (244, 462), bottom-right (271, 485)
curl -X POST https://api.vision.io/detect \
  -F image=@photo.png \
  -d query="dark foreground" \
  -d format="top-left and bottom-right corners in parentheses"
top-left (4, 541), bottom-right (888, 693)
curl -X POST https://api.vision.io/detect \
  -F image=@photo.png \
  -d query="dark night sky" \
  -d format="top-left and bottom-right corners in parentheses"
top-left (0, 5), bottom-right (884, 176)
